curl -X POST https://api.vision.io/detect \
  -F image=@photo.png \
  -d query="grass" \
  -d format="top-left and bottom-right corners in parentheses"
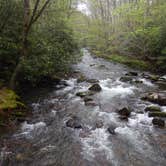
top-left (91, 50), bottom-right (150, 70)
top-left (107, 54), bottom-right (150, 70)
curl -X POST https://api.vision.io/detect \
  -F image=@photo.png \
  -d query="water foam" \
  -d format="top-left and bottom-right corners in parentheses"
top-left (81, 128), bottom-right (113, 161)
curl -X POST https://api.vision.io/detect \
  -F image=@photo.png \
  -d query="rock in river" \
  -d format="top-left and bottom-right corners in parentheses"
top-left (142, 92), bottom-right (166, 106)
top-left (120, 76), bottom-right (133, 82)
top-left (76, 91), bottom-right (95, 98)
top-left (145, 106), bottom-right (161, 112)
top-left (107, 125), bottom-right (116, 135)
top-left (118, 107), bottom-right (131, 117)
top-left (125, 71), bottom-right (138, 76)
top-left (148, 112), bottom-right (166, 118)
top-left (88, 84), bottom-right (102, 92)
top-left (66, 116), bottom-right (82, 129)
top-left (152, 118), bottom-right (165, 127)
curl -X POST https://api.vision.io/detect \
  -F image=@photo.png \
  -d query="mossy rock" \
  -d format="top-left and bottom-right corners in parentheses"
top-left (148, 112), bottom-right (166, 118)
top-left (0, 88), bottom-right (25, 110)
top-left (77, 75), bottom-right (87, 83)
top-left (89, 84), bottom-right (102, 92)
top-left (120, 76), bottom-right (133, 82)
top-left (145, 106), bottom-right (161, 112)
top-left (76, 91), bottom-right (95, 98)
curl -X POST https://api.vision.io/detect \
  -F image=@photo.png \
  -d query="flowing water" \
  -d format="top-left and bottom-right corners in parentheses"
top-left (0, 49), bottom-right (166, 166)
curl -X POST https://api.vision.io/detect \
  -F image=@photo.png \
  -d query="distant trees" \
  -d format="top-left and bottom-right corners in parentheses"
top-left (75, 0), bottom-right (166, 71)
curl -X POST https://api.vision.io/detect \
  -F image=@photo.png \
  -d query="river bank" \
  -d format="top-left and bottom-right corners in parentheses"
top-left (0, 49), bottom-right (165, 166)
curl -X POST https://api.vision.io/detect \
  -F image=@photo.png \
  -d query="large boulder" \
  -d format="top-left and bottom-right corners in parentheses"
top-left (152, 118), bottom-right (165, 127)
top-left (145, 106), bottom-right (161, 112)
top-left (142, 92), bottom-right (166, 106)
top-left (88, 84), bottom-right (102, 92)
top-left (66, 116), bottom-right (82, 129)
top-left (148, 112), bottom-right (166, 118)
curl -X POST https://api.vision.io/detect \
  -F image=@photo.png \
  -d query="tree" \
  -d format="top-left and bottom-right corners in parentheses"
top-left (10, 0), bottom-right (51, 89)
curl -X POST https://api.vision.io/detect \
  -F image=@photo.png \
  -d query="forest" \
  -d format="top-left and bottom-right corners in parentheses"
top-left (0, 0), bottom-right (166, 165)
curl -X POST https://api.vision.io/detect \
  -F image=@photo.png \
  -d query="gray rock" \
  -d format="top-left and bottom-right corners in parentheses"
top-left (107, 125), bottom-right (116, 135)
top-left (142, 92), bottom-right (166, 106)
top-left (120, 76), bottom-right (133, 82)
top-left (125, 72), bottom-right (138, 76)
top-left (66, 116), bottom-right (82, 129)
top-left (152, 118), bottom-right (165, 127)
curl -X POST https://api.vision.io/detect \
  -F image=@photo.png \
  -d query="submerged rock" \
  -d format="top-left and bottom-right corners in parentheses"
top-left (76, 91), bottom-right (95, 98)
top-left (134, 80), bottom-right (143, 84)
top-left (84, 96), bottom-right (93, 102)
top-left (66, 117), bottom-right (82, 129)
top-left (142, 92), bottom-right (166, 106)
top-left (125, 71), bottom-right (138, 76)
top-left (85, 101), bottom-right (98, 106)
top-left (145, 106), bottom-right (161, 112)
top-left (107, 125), bottom-right (116, 135)
top-left (95, 121), bottom-right (104, 128)
top-left (77, 75), bottom-right (87, 83)
top-left (120, 76), bottom-right (133, 82)
top-left (148, 112), bottom-right (166, 118)
top-left (152, 118), bottom-right (165, 127)
top-left (118, 107), bottom-right (131, 117)
top-left (88, 84), bottom-right (102, 92)
top-left (87, 79), bottom-right (99, 84)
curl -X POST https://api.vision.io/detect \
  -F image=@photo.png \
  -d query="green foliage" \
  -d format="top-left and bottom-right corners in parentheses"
top-left (0, 0), bottom-right (79, 86)
top-left (0, 88), bottom-right (24, 110)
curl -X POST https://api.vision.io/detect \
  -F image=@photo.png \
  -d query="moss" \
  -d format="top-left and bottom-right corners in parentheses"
top-left (106, 54), bottom-right (150, 70)
top-left (0, 88), bottom-right (25, 110)
top-left (149, 112), bottom-right (166, 117)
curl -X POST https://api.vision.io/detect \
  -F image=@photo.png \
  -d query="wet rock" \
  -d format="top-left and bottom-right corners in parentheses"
top-left (156, 81), bottom-right (166, 90)
top-left (152, 118), bottom-right (165, 127)
top-left (148, 75), bottom-right (160, 82)
top-left (87, 79), bottom-right (99, 84)
top-left (119, 116), bottom-right (129, 120)
top-left (98, 64), bottom-right (106, 68)
top-left (77, 75), bottom-right (87, 83)
top-left (120, 76), bottom-right (133, 82)
top-left (76, 91), bottom-right (95, 98)
top-left (90, 64), bottom-right (96, 67)
top-left (107, 125), bottom-right (116, 135)
top-left (145, 106), bottom-right (161, 112)
top-left (16, 153), bottom-right (25, 161)
top-left (66, 117), bottom-right (82, 129)
top-left (148, 112), bottom-right (166, 118)
top-left (118, 107), bottom-right (131, 117)
top-left (85, 101), bottom-right (98, 106)
top-left (88, 84), bottom-right (102, 92)
top-left (142, 92), bottom-right (166, 106)
top-left (142, 74), bottom-right (159, 82)
top-left (84, 96), bottom-right (93, 102)
top-left (134, 80), bottom-right (143, 84)
top-left (95, 121), bottom-right (104, 128)
top-left (125, 72), bottom-right (138, 76)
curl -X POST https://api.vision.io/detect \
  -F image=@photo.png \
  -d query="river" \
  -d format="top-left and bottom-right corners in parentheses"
top-left (0, 49), bottom-right (166, 166)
